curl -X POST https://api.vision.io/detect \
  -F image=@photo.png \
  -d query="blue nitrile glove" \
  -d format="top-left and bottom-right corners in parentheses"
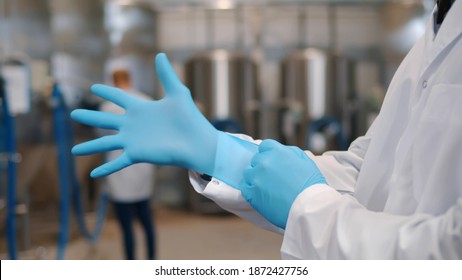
top-left (71, 53), bottom-right (258, 188)
top-left (240, 139), bottom-right (327, 229)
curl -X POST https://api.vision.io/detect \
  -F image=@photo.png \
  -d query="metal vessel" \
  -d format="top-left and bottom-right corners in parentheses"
top-left (279, 48), bottom-right (354, 151)
top-left (185, 49), bottom-right (261, 137)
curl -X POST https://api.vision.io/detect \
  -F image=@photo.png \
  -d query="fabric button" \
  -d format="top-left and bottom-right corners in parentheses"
top-left (422, 80), bottom-right (428, 88)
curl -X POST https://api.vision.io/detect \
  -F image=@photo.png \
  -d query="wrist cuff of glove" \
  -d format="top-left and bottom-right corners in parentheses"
top-left (212, 131), bottom-right (259, 189)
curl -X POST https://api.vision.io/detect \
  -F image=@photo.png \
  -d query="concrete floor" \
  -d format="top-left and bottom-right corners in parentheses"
top-left (0, 207), bottom-right (283, 260)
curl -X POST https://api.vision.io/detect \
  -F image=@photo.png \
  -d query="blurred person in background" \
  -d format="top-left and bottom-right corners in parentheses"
top-left (99, 69), bottom-right (157, 260)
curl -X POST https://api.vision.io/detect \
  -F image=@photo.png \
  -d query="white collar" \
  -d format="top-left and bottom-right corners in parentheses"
top-left (424, 0), bottom-right (462, 66)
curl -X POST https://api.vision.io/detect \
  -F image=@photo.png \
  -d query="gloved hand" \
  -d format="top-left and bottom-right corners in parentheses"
top-left (72, 53), bottom-right (258, 188)
top-left (240, 139), bottom-right (327, 229)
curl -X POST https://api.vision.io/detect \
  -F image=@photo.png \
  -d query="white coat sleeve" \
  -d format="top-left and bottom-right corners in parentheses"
top-left (189, 171), bottom-right (284, 234)
top-left (281, 185), bottom-right (462, 259)
top-left (307, 135), bottom-right (370, 194)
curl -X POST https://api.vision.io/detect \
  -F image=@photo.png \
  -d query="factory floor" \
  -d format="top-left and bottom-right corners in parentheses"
top-left (0, 206), bottom-right (283, 260)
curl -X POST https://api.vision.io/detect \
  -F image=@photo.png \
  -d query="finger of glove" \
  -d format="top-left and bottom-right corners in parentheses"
top-left (71, 109), bottom-right (123, 130)
top-left (91, 84), bottom-right (139, 109)
top-left (288, 145), bottom-right (306, 158)
top-left (250, 151), bottom-right (267, 168)
top-left (72, 135), bottom-right (123, 155)
top-left (155, 53), bottom-right (188, 96)
top-left (243, 166), bottom-right (255, 184)
top-left (243, 166), bottom-right (264, 188)
top-left (239, 181), bottom-right (255, 204)
top-left (258, 139), bottom-right (281, 153)
top-left (90, 152), bottom-right (132, 178)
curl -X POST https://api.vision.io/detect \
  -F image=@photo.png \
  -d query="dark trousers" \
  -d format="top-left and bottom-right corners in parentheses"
top-left (112, 199), bottom-right (156, 260)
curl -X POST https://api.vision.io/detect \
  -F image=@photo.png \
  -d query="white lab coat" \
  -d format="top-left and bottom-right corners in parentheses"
top-left (189, 2), bottom-right (462, 259)
top-left (100, 89), bottom-right (155, 203)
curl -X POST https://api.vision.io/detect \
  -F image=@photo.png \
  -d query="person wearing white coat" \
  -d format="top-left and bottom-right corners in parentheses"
top-left (189, 0), bottom-right (462, 259)
top-left (100, 69), bottom-right (157, 259)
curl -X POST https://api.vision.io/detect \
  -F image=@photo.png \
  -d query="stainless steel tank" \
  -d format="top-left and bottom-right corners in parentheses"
top-left (185, 50), bottom-right (261, 137)
top-left (279, 48), bottom-right (354, 151)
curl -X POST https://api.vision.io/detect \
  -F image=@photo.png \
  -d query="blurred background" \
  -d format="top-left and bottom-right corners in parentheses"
top-left (0, 0), bottom-right (433, 259)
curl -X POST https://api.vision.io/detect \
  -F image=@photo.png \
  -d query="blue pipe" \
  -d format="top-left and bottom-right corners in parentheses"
top-left (1, 79), bottom-right (106, 260)
top-left (1, 76), bottom-right (18, 260)
top-left (52, 84), bottom-right (71, 259)
top-left (53, 83), bottom-right (107, 245)
top-left (0, 79), bottom-right (6, 202)
top-left (64, 101), bottom-right (107, 243)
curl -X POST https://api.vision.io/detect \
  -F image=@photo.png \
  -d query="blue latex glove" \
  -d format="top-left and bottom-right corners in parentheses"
top-left (72, 53), bottom-right (257, 188)
top-left (240, 139), bottom-right (327, 229)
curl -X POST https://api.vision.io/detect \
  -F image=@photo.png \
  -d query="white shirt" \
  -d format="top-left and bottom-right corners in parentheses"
top-left (190, 2), bottom-right (462, 259)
